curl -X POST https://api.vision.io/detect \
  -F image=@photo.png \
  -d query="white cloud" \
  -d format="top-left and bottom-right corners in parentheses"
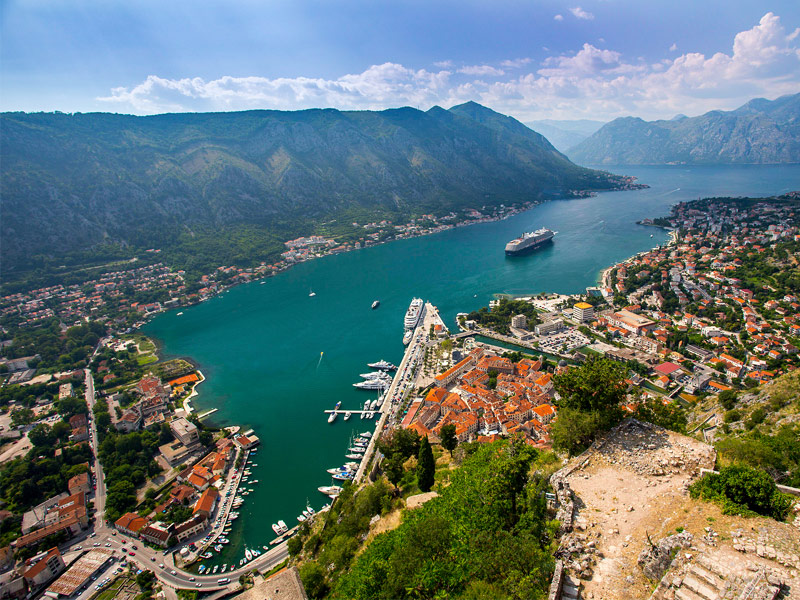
top-left (669, 43), bottom-right (678, 52)
top-left (569, 7), bottom-right (594, 20)
top-left (500, 58), bottom-right (532, 68)
top-left (554, 14), bottom-right (564, 21)
top-left (99, 13), bottom-right (800, 122)
top-left (433, 60), bottom-right (453, 68)
top-left (458, 65), bottom-right (505, 76)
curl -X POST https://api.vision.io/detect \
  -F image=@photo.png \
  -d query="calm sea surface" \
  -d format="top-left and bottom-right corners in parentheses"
top-left (142, 164), bottom-right (799, 562)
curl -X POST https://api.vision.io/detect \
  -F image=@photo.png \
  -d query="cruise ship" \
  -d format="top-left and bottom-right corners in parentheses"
top-left (404, 298), bottom-right (424, 330)
top-left (504, 228), bottom-right (556, 255)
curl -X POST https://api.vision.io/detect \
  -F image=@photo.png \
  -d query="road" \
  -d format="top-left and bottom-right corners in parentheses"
top-left (85, 367), bottom-right (107, 529)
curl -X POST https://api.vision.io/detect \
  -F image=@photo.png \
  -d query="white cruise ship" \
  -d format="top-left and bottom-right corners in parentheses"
top-left (404, 298), bottom-right (424, 330)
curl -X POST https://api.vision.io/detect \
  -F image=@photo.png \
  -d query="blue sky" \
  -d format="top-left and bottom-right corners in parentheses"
top-left (2, 0), bottom-right (799, 121)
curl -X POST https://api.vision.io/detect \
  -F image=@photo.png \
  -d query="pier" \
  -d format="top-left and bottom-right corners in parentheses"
top-left (197, 408), bottom-right (218, 419)
top-left (323, 409), bottom-right (384, 415)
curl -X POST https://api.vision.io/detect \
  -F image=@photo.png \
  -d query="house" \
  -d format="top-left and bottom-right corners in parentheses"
top-left (192, 487), bottom-right (219, 519)
top-left (173, 515), bottom-right (207, 543)
top-left (22, 547), bottom-right (65, 590)
top-left (115, 409), bottom-right (142, 433)
top-left (140, 523), bottom-right (172, 548)
top-left (67, 473), bottom-right (90, 496)
top-left (115, 513), bottom-right (149, 537)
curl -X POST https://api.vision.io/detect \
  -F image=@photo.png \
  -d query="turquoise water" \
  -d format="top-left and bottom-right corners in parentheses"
top-left (142, 164), bottom-right (799, 561)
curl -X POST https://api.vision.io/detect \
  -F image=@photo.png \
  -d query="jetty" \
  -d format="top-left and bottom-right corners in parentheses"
top-left (323, 409), bottom-right (383, 415)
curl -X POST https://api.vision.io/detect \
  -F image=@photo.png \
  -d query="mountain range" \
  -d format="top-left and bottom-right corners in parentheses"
top-left (568, 93), bottom-right (800, 165)
top-left (1, 102), bottom-right (629, 281)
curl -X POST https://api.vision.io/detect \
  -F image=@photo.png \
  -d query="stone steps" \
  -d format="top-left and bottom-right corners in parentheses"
top-left (561, 575), bottom-right (580, 600)
top-left (680, 573), bottom-right (720, 600)
top-left (674, 586), bottom-right (707, 600)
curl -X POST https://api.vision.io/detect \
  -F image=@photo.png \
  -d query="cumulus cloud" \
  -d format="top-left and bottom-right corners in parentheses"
top-left (99, 13), bottom-right (800, 122)
top-left (554, 14), bottom-right (564, 21)
top-left (569, 7), bottom-right (594, 20)
top-left (670, 43), bottom-right (678, 52)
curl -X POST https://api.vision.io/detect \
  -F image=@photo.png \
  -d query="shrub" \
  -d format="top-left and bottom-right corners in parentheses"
top-left (689, 465), bottom-right (794, 520)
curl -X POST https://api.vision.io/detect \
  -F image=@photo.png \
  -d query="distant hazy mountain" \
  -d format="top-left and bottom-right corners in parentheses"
top-left (1, 102), bottom-right (629, 278)
top-left (525, 119), bottom-right (605, 153)
top-left (569, 93), bottom-right (800, 165)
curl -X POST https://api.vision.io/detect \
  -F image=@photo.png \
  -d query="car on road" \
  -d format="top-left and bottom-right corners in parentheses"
top-left (93, 543), bottom-right (100, 547)
top-left (171, 570), bottom-right (177, 575)
top-left (150, 557), bottom-right (156, 561)
top-left (196, 583), bottom-right (202, 588)
top-left (189, 577), bottom-right (195, 581)
top-left (105, 543), bottom-right (111, 547)
top-left (129, 552), bottom-right (135, 556)
top-left (159, 564), bottom-right (165, 569)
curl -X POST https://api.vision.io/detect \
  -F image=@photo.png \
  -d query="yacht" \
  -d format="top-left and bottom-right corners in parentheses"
top-left (353, 379), bottom-right (389, 390)
top-left (302, 509), bottom-right (311, 519)
top-left (343, 411), bottom-right (352, 421)
top-left (369, 399), bottom-right (378, 410)
top-left (403, 330), bottom-right (413, 345)
top-left (318, 485), bottom-right (343, 496)
top-left (367, 360), bottom-right (397, 371)
top-left (346, 453), bottom-right (363, 460)
top-left (360, 372), bottom-right (387, 380)
top-left (306, 505), bottom-right (315, 516)
top-left (327, 466), bottom-right (352, 475)
top-left (371, 300), bottom-right (380, 309)
top-left (348, 446), bottom-right (365, 453)
top-left (332, 472), bottom-right (354, 481)
top-left (245, 548), bottom-right (253, 561)
top-left (297, 514), bottom-right (307, 522)
top-left (327, 411), bottom-right (337, 423)
top-left (360, 431), bottom-right (372, 438)
top-left (278, 520), bottom-right (288, 533)
top-left (272, 522), bottom-right (282, 535)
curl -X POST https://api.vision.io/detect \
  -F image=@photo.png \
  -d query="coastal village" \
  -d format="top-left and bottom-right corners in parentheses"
top-left (1, 193), bottom-right (799, 600)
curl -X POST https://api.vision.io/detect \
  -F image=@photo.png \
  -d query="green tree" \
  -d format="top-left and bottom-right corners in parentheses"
top-left (299, 562), bottom-right (329, 599)
top-left (287, 535), bottom-right (303, 557)
top-left (634, 398), bottom-right (687, 433)
top-left (384, 453), bottom-right (405, 491)
top-left (29, 424), bottom-right (53, 448)
top-left (718, 389), bottom-right (737, 410)
top-left (10, 408), bottom-right (34, 428)
top-left (440, 424), bottom-right (458, 455)
top-left (417, 436), bottom-right (435, 492)
top-left (550, 407), bottom-right (604, 456)
top-left (553, 355), bottom-right (627, 413)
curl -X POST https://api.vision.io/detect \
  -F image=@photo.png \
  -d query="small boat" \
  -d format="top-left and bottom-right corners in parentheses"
top-left (297, 514), bottom-right (307, 522)
top-left (360, 412), bottom-right (365, 420)
top-left (348, 447), bottom-right (365, 453)
top-left (239, 558), bottom-right (244, 566)
top-left (245, 548), bottom-right (253, 561)
top-left (345, 461), bottom-right (360, 469)
top-left (346, 453), bottom-right (363, 460)
top-left (307, 505), bottom-right (315, 515)
top-left (302, 509), bottom-right (311, 518)
top-left (263, 545), bottom-right (269, 551)
top-left (360, 431), bottom-right (372, 438)
top-left (309, 289), bottom-right (316, 297)
top-left (368, 360), bottom-right (397, 371)
top-left (251, 479), bottom-right (259, 483)
top-left (344, 411), bottom-right (351, 421)
top-left (260, 281), bottom-right (266, 284)
top-left (328, 412), bottom-right (337, 424)
top-left (213, 565), bottom-right (219, 574)
top-left (334, 400), bottom-right (342, 409)
top-left (332, 472), bottom-right (354, 481)
top-left (198, 566), bottom-right (206, 574)
top-left (177, 312), bottom-right (184, 316)
top-left (278, 520), bottom-right (288, 533)
top-left (221, 565), bottom-right (228, 573)
top-left (215, 544), bottom-right (223, 552)
top-left (372, 300), bottom-right (380, 309)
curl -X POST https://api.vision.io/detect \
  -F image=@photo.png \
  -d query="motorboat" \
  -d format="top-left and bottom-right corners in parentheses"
top-left (327, 411), bottom-right (337, 423)
top-left (297, 514), bottom-right (307, 522)
top-left (221, 565), bottom-right (228, 573)
top-left (346, 453), bottom-right (363, 460)
top-left (212, 565), bottom-right (219, 574)
top-left (245, 548), bottom-right (253, 561)
top-left (343, 411), bottom-right (352, 421)
top-left (372, 300), bottom-right (380, 309)
top-left (278, 520), bottom-right (288, 533)
top-left (302, 509), bottom-right (311, 519)
top-left (360, 431), bottom-right (372, 438)
top-left (332, 472), bottom-right (354, 481)
top-left (306, 505), bottom-right (315, 515)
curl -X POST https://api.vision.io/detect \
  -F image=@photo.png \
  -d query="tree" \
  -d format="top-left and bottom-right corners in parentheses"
top-left (553, 355), bottom-right (627, 413)
top-left (287, 534), bottom-right (303, 557)
top-left (10, 408), bottom-right (34, 428)
top-left (417, 436), bottom-right (435, 492)
top-left (440, 424), bottom-right (457, 455)
top-left (550, 408), bottom-right (604, 456)
top-left (634, 398), bottom-right (687, 433)
top-left (29, 424), bottom-right (53, 448)
top-left (718, 389), bottom-right (737, 410)
top-left (384, 453), bottom-right (405, 491)
top-left (299, 562), bottom-right (329, 599)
